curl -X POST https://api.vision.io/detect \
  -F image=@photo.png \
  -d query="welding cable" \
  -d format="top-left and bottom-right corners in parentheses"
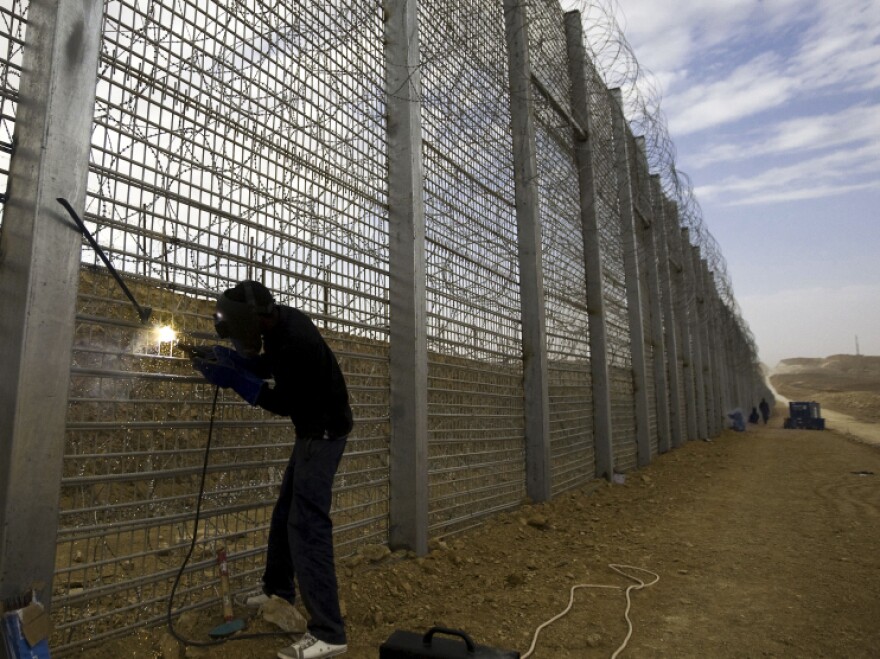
top-left (520, 564), bottom-right (659, 659)
top-left (165, 384), bottom-right (294, 647)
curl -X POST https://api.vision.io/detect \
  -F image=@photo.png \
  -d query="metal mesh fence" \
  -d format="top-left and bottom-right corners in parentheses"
top-left (664, 203), bottom-right (692, 435)
top-left (419, 0), bottom-right (527, 536)
top-left (0, 0), bottom-right (767, 654)
top-left (628, 132), bottom-right (659, 455)
top-left (0, 0), bottom-right (25, 207)
top-left (54, 0), bottom-right (392, 651)
top-left (528, 0), bottom-right (595, 495)
top-left (580, 56), bottom-right (637, 472)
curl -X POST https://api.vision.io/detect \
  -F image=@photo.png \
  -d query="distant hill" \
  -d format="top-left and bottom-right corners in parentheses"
top-left (770, 354), bottom-right (880, 424)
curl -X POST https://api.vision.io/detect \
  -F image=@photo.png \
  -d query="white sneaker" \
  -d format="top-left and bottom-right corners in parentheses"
top-left (277, 633), bottom-right (347, 658)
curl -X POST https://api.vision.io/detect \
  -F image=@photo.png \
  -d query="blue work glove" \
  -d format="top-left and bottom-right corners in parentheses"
top-left (210, 345), bottom-right (263, 375)
top-left (194, 357), bottom-right (265, 405)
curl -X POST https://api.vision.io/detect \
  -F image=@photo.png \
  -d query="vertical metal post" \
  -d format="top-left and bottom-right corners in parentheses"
top-left (504, 0), bottom-right (551, 501)
top-left (666, 203), bottom-right (699, 441)
top-left (0, 0), bottom-right (104, 614)
top-left (564, 11), bottom-right (614, 479)
top-left (634, 140), bottom-right (671, 454)
top-left (608, 89), bottom-right (650, 467)
top-left (694, 258), bottom-right (720, 437)
top-left (691, 248), bottom-right (717, 436)
top-left (384, 0), bottom-right (429, 554)
top-left (710, 282), bottom-right (731, 416)
top-left (651, 177), bottom-right (684, 448)
top-left (723, 304), bottom-right (739, 414)
top-left (681, 229), bottom-right (708, 439)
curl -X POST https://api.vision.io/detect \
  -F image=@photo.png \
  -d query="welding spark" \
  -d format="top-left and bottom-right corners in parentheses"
top-left (154, 325), bottom-right (177, 344)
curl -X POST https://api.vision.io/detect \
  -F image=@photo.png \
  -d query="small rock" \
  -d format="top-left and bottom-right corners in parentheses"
top-left (259, 595), bottom-right (307, 633)
top-left (361, 544), bottom-right (391, 563)
top-left (527, 515), bottom-right (550, 530)
top-left (428, 539), bottom-right (449, 552)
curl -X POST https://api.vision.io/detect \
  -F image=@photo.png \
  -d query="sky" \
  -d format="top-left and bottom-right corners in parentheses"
top-left (579, 0), bottom-right (880, 367)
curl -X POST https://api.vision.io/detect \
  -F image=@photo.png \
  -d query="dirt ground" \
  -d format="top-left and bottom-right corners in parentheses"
top-left (82, 396), bottom-right (880, 659)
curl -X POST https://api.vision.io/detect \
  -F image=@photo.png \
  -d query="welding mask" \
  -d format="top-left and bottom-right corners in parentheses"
top-left (214, 281), bottom-right (275, 357)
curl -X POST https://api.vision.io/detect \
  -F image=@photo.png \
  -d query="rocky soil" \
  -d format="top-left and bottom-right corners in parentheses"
top-left (81, 399), bottom-right (880, 659)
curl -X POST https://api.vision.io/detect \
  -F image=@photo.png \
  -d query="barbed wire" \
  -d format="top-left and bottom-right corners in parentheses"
top-left (566, 0), bottom-right (758, 358)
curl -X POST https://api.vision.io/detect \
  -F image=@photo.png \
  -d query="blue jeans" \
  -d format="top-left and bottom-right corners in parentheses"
top-left (263, 434), bottom-right (347, 645)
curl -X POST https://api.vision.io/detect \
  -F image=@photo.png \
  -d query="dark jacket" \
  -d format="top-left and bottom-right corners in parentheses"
top-left (253, 306), bottom-right (353, 439)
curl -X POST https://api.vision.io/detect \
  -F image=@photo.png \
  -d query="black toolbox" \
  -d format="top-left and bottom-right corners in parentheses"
top-left (380, 627), bottom-right (520, 658)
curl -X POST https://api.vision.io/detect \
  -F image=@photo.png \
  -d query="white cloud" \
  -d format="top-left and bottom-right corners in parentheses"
top-left (794, 0), bottom-right (880, 91)
top-left (665, 54), bottom-right (798, 135)
top-left (690, 103), bottom-right (880, 167)
top-left (739, 283), bottom-right (880, 366)
top-left (694, 137), bottom-right (880, 204)
top-left (603, 0), bottom-right (880, 136)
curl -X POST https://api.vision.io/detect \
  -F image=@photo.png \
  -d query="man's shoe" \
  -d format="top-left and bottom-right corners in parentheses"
top-left (277, 633), bottom-right (347, 658)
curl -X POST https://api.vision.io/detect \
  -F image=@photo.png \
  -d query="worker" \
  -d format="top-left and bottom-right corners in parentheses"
top-left (759, 398), bottom-right (770, 425)
top-left (728, 409), bottom-right (746, 431)
top-left (191, 280), bottom-right (351, 659)
top-left (748, 407), bottom-right (760, 424)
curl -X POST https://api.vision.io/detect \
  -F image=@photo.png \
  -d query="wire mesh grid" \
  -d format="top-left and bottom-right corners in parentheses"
top-left (51, 0), bottom-right (392, 652)
top-left (419, 0), bottom-right (527, 537)
top-left (664, 202), bottom-right (692, 434)
top-left (527, 0), bottom-right (596, 495)
top-left (627, 131), bottom-right (659, 455)
top-left (580, 58), bottom-right (636, 472)
top-left (0, 0), bottom-right (25, 211)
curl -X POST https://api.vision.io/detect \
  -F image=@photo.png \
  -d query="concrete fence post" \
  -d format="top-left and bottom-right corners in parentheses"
top-left (503, 0), bottom-right (552, 501)
top-left (680, 229), bottom-right (708, 439)
top-left (666, 204), bottom-right (699, 441)
top-left (698, 258), bottom-right (722, 436)
top-left (384, 0), bottom-right (429, 554)
top-left (684, 240), bottom-right (710, 438)
top-left (634, 140), bottom-right (671, 454)
top-left (651, 178), bottom-right (685, 448)
top-left (608, 89), bottom-right (651, 466)
top-left (564, 11), bottom-right (614, 479)
top-left (0, 0), bottom-right (104, 617)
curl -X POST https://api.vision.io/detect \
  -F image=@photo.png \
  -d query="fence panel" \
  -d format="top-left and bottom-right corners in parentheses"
top-left (419, 0), bottom-right (527, 536)
top-left (528, 0), bottom-right (595, 494)
top-left (0, 0), bottom-right (26, 211)
top-left (580, 62), bottom-right (637, 472)
top-left (51, 1), bottom-right (392, 652)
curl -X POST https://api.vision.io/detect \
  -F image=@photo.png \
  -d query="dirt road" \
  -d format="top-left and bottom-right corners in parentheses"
top-left (89, 407), bottom-right (880, 658)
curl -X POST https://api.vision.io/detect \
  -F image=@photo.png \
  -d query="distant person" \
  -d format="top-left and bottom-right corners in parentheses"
top-left (748, 407), bottom-right (760, 424)
top-left (759, 398), bottom-right (770, 424)
top-left (728, 409), bottom-right (746, 432)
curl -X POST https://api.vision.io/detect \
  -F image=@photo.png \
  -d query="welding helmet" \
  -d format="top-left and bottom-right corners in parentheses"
top-left (214, 281), bottom-right (275, 356)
